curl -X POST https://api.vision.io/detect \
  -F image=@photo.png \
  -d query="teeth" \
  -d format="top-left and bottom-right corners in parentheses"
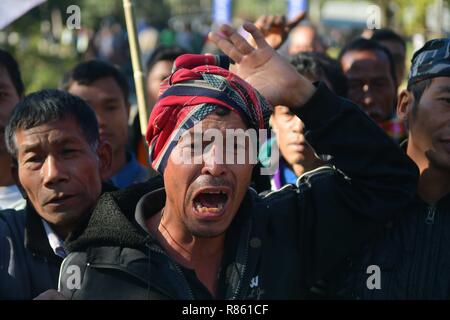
top-left (194, 202), bottom-right (225, 212)
top-left (203, 190), bottom-right (226, 195)
top-left (196, 206), bottom-right (222, 213)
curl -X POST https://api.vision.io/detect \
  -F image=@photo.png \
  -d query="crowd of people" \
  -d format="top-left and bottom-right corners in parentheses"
top-left (0, 12), bottom-right (449, 300)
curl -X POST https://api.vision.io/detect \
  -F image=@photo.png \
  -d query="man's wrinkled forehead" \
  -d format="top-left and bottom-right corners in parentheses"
top-left (178, 111), bottom-right (248, 140)
top-left (16, 119), bottom-right (86, 153)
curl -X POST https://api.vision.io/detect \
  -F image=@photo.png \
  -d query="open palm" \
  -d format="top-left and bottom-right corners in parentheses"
top-left (208, 22), bottom-right (312, 107)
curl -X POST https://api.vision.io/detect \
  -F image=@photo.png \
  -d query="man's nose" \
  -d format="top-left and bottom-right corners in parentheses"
top-left (201, 143), bottom-right (227, 177)
top-left (96, 114), bottom-right (107, 130)
top-left (42, 156), bottom-right (69, 187)
top-left (362, 84), bottom-right (374, 108)
top-left (291, 116), bottom-right (304, 133)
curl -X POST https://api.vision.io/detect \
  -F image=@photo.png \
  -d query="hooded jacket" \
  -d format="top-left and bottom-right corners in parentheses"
top-left (58, 83), bottom-right (418, 299)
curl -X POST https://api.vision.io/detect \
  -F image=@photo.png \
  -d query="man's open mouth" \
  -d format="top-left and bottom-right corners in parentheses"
top-left (192, 188), bottom-right (230, 216)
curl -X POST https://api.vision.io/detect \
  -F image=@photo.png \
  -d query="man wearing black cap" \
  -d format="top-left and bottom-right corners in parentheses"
top-left (339, 38), bottom-right (450, 299)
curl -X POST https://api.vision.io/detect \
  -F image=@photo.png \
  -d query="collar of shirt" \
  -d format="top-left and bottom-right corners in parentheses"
top-left (271, 158), bottom-right (297, 190)
top-left (0, 184), bottom-right (26, 210)
top-left (109, 152), bottom-right (148, 189)
top-left (41, 219), bottom-right (67, 258)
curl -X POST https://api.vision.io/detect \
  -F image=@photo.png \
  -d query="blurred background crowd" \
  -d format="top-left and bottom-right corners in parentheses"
top-left (2, 0), bottom-right (449, 96)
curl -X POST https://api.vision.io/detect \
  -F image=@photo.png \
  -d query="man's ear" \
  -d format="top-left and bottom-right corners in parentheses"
top-left (11, 163), bottom-right (27, 199)
top-left (96, 141), bottom-right (112, 181)
top-left (269, 114), bottom-right (277, 133)
top-left (397, 89), bottom-right (413, 125)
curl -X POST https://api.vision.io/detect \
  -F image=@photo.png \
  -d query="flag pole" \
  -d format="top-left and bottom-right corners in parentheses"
top-left (123, 0), bottom-right (148, 135)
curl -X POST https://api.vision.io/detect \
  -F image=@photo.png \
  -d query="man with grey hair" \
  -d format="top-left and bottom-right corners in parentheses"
top-left (0, 89), bottom-right (112, 299)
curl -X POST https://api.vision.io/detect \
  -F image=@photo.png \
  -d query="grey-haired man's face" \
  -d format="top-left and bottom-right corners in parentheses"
top-left (14, 117), bottom-right (111, 237)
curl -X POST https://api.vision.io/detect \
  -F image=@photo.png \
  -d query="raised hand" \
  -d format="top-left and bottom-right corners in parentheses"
top-left (250, 12), bottom-right (306, 50)
top-left (208, 22), bottom-right (315, 108)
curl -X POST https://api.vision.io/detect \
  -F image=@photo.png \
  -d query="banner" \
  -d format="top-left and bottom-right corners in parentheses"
top-left (0, 0), bottom-right (46, 29)
top-left (287, 0), bottom-right (308, 20)
top-left (212, 0), bottom-right (232, 25)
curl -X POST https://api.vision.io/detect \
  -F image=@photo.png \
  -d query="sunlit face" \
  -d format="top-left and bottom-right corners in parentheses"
top-left (271, 106), bottom-right (306, 165)
top-left (67, 77), bottom-right (129, 159)
top-left (289, 26), bottom-right (325, 55)
top-left (341, 49), bottom-right (397, 123)
top-left (271, 105), bottom-right (317, 173)
top-left (163, 110), bottom-right (254, 238)
top-left (402, 77), bottom-right (450, 171)
top-left (0, 64), bottom-right (20, 153)
top-left (146, 60), bottom-right (173, 110)
top-left (15, 117), bottom-right (110, 234)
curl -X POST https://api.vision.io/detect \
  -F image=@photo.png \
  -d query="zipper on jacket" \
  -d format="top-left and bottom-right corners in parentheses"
top-left (230, 244), bottom-right (249, 300)
top-left (230, 221), bottom-right (252, 300)
top-left (425, 205), bottom-right (436, 225)
top-left (146, 242), bottom-right (195, 300)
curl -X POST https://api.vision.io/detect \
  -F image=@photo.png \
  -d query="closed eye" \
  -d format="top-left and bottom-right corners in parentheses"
top-left (25, 155), bottom-right (43, 163)
top-left (61, 148), bottom-right (79, 156)
top-left (438, 97), bottom-right (450, 104)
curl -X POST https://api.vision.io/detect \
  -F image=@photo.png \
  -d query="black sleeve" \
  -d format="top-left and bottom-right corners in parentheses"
top-left (292, 82), bottom-right (418, 287)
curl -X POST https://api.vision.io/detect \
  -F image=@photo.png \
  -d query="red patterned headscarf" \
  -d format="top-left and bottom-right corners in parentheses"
top-left (145, 54), bottom-right (272, 174)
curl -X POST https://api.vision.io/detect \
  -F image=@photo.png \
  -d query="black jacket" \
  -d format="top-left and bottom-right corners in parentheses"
top-left (58, 83), bottom-right (418, 299)
top-left (0, 183), bottom-right (116, 300)
top-left (0, 205), bottom-right (62, 299)
top-left (336, 191), bottom-right (450, 299)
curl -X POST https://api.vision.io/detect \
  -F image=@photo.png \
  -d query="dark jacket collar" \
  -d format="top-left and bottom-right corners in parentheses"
top-left (64, 176), bottom-right (262, 299)
top-left (65, 176), bottom-right (163, 252)
top-left (134, 187), bottom-right (166, 235)
top-left (65, 174), bottom-right (257, 255)
top-left (24, 202), bottom-right (62, 265)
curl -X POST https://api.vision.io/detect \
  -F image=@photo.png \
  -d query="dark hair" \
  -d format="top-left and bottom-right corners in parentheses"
top-left (371, 28), bottom-right (406, 50)
top-left (338, 38), bottom-right (398, 86)
top-left (61, 59), bottom-right (129, 103)
top-left (0, 49), bottom-right (24, 97)
top-left (407, 78), bottom-right (432, 115)
top-left (290, 52), bottom-right (348, 97)
top-left (5, 89), bottom-right (99, 161)
top-left (145, 46), bottom-right (188, 75)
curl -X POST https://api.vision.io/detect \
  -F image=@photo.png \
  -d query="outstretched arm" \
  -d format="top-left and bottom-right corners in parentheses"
top-left (211, 22), bottom-right (418, 287)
